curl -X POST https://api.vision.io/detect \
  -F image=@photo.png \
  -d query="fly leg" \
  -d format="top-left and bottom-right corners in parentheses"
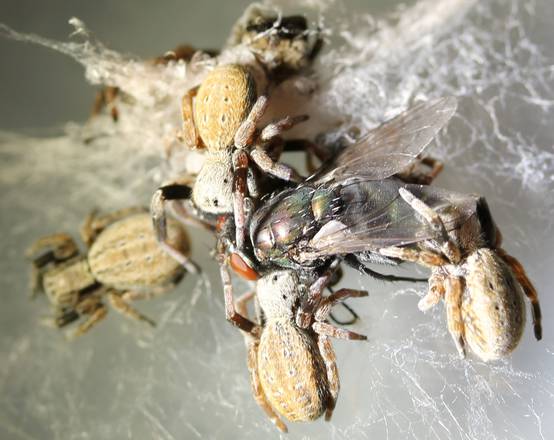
top-left (344, 254), bottom-right (428, 283)
top-left (151, 183), bottom-right (198, 273)
top-left (282, 138), bottom-right (332, 174)
top-left (397, 156), bottom-right (444, 184)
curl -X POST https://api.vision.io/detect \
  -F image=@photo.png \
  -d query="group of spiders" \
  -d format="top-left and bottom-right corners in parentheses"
top-left (27, 4), bottom-right (542, 432)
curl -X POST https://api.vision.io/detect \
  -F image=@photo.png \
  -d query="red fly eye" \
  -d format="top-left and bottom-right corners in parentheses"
top-left (230, 253), bottom-right (259, 280)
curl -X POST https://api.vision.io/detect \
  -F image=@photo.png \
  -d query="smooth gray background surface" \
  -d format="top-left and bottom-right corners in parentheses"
top-left (0, 1), bottom-right (552, 439)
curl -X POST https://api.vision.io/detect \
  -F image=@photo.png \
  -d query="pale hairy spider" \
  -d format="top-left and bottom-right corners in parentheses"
top-left (26, 208), bottom-right (190, 337)
top-left (226, 262), bottom-right (367, 432)
top-left (151, 10), bottom-right (325, 267)
top-left (380, 188), bottom-right (542, 361)
top-left (227, 3), bottom-right (323, 80)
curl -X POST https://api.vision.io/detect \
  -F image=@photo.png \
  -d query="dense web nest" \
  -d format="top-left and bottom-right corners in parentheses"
top-left (0, 0), bottom-right (552, 439)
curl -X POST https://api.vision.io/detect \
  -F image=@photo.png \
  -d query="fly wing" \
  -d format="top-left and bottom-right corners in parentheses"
top-left (299, 180), bottom-right (479, 260)
top-left (312, 97), bottom-right (457, 184)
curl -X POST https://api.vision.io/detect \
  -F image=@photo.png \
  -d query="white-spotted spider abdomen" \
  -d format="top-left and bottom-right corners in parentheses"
top-left (257, 320), bottom-right (331, 422)
top-left (194, 64), bottom-right (257, 151)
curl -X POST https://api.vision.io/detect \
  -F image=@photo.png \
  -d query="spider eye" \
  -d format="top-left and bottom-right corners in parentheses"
top-left (223, 178), bottom-right (229, 184)
top-left (212, 198), bottom-right (219, 207)
top-left (273, 275), bottom-right (278, 282)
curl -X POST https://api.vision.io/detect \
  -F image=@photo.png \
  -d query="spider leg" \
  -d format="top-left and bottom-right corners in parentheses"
top-left (418, 270), bottom-right (446, 312)
top-left (70, 302), bottom-right (108, 339)
top-left (26, 233), bottom-right (79, 265)
top-left (396, 156), bottom-right (444, 185)
top-left (296, 259), bottom-right (340, 329)
top-left (232, 150), bottom-right (250, 251)
top-left (282, 138), bottom-right (332, 174)
top-left (80, 206), bottom-right (147, 247)
top-left (247, 339), bottom-right (288, 432)
top-left (234, 95), bottom-right (269, 148)
top-left (497, 249), bottom-right (542, 340)
top-left (107, 290), bottom-right (156, 327)
top-left (444, 276), bottom-right (466, 358)
top-left (259, 114), bottom-right (309, 142)
top-left (178, 86), bottom-right (202, 149)
top-left (249, 147), bottom-right (303, 182)
top-left (218, 259), bottom-right (259, 334)
top-left (317, 335), bottom-right (339, 422)
top-left (314, 289), bottom-right (368, 323)
top-left (234, 288), bottom-right (281, 430)
top-left (121, 283), bottom-right (179, 302)
top-left (169, 200), bottom-right (215, 232)
top-left (312, 321), bottom-right (367, 341)
top-left (398, 188), bottom-right (461, 264)
top-left (151, 184), bottom-right (198, 273)
top-left (379, 246), bottom-right (448, 268)
top-left (26, 233), bottom-right (80, 298)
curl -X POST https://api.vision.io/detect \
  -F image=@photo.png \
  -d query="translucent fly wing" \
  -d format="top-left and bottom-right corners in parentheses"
top-left (312, 97), bottom-right (458, 184)
top-left (299, 180), bottom-right (479, 260)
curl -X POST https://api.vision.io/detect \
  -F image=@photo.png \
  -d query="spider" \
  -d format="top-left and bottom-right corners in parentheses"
top-left (231, 263), bottom-right (367, 432)
top-left (151, 9), bottom-right (326, 267)
top-left (380, 188), bottom-right (542, 361)
top-left (151, 64), bottom-right (313, 266)
top-left (26, 208), bottom-right (190, 337)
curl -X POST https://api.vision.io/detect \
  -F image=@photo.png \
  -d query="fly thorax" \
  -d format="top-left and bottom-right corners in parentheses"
top-left (257, 270), bottom-right (301, 320)
top-left (311, 187), bottom-right (340, 222)
top-left (192, 152), bottom-right (234, 214)
top-left (42, 257), bottom-right (95, 307)
top-left (253, 186), bottom-right (316, 264)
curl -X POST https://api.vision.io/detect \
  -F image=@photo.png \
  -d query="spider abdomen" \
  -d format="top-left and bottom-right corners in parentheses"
top-left (461, 249), bottom-right (526, 361)
top-left (258, 319), bottom-right (330, 422)
top-left (88, 214), bottom-right (187, 290)
top-left (194, 64), bottom-right (257, 151)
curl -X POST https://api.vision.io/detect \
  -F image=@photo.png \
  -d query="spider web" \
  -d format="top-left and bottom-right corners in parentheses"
top-left (0, 0), bottom-right (553, 439)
